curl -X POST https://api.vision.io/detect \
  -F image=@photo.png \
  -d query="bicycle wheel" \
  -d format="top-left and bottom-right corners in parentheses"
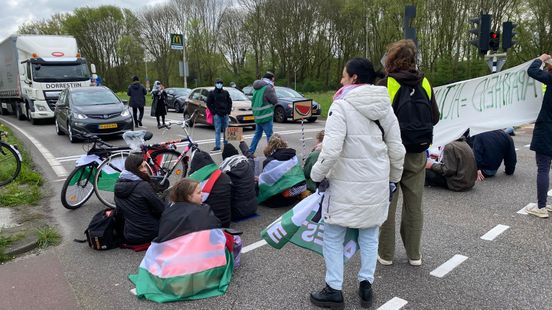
top-left (94, 151), bottom-right (130, 208)
top-left (150, 149), bottom-right (184, 188)
top-left (60, 165), bottom-right (96, 209)
top-left (0, 142), bottom-right (21, 187)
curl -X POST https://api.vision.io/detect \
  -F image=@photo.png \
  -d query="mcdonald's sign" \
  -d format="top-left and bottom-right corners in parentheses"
top-left (170, 34), bottom-right (184, 50)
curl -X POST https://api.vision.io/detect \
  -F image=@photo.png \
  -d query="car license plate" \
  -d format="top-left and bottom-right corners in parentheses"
top-left (99, 123), bottom-right (118, 129)
top-left (243, 115), bottom-right (254, 121)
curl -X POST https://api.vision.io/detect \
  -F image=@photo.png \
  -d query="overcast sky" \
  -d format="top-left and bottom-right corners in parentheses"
top-left (0, 0), bottom-right (169, 41)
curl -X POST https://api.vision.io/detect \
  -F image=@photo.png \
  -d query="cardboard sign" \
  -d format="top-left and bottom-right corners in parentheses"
top-left (225, 127), bottom-right (243, 141)
top-left (293, 100), bottom-right (313, 120)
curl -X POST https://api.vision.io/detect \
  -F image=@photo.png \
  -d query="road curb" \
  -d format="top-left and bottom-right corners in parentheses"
top-left (5, 238), bottom-right (39, 257)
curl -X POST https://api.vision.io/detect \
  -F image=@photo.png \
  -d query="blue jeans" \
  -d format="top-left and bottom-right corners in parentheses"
top-left (323, 223), bottom-right (379, 290)
top-left (536, 153), bottom-right (551, 209)
top-left (249, 120), bottom-right (273, 154)
top-left (214, 114), bottom-right (229, 149)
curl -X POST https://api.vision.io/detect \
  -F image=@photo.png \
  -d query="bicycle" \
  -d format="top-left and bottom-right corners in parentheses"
top-left (0, 129), bottom-right (22, 187)
top-left (60, 131), bottom-right (153, 209)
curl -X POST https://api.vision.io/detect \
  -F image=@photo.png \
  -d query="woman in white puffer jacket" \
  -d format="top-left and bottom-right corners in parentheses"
top-left (309, 58), bottom-right (405, 309)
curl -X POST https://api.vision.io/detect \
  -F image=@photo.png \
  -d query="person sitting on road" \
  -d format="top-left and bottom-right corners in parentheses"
top-left (220, 143), bottom-right (258, 221)
top-left (257, 134), bottom-right (307, 205)
top-left (425, 132), bottom-right (478, 191)
top-left (471, 129), bottom-right (517, 181)
top-left (129, 178), bottom-right (237, 302)
top-left (114, 153), bottom-right (165, 245)
top-left (188, 150), bottom-right (232, 228)
top-left (304, 130), bottom-right (324, 193)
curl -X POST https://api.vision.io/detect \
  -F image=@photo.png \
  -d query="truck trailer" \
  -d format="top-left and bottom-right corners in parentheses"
top-left (0, 35), bottom-right (93, 124)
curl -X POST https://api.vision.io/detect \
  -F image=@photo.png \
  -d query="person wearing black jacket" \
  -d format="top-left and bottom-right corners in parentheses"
top-left (127, 76), bottom-right (147, 127)
top-left (471, 129), bottom-right (517, 180)
top-left (526, 54), bottom-right (552, 218)
top-left (114, 153), bottom-right (165, 245)
top-left (189, 150), bottom-right (232, 227)
top-left (220, 143), bottom-right (257, 221)
top-left (207, 79), bottom-right (233, 151)
top-left (156, 178), bottom-right (221, 243)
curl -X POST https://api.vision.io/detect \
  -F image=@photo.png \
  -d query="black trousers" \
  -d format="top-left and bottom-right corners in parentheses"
top-left (425, 169), bottom-right (448, 189)
top-left (132, 106), bottom-right (144, 125)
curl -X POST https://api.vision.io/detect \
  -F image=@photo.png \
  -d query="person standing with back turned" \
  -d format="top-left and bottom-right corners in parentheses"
top-left (127, 75), bottom-right (147, 128)
top-left (377, 39), bottom-right (440, 267)
top-left (249, 72), bottom-right (278, 154)
top-left (526, 53), bottom-right (552, 218)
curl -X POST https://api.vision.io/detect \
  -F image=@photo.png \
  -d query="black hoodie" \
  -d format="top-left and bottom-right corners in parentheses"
top-left (114, 178), bottom-right (165, 244)
top-left (189, 150), bottom-right (232, 227)
top-left (263, 148), bottom-right (297, 168)
top-left (127, 81), bottom-right (147, 108)
top-left (155, 201), bottom-right (221, 243)
top-left (378, 70), bottom-right (440, 125)
top-left (221, 144), bottom-right (258, 220)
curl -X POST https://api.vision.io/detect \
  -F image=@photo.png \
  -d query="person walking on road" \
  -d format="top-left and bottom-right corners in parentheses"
top-left (127, 76), bottom-right (147, 128)
top-left (309, 58), bottom-right (405, 309)
top-left (249, 72), bottom-right (278, 154)
top-left (151, 82), bottom-right (168, 129)
top-left (377, 39), bottom-right (440, 267)
top-left (526, 53), bottom-right (552, 218)
top-left (207, 79), bottom-right (233, 151)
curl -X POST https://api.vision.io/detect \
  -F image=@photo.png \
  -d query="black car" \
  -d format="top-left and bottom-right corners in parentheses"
top-left (242, 85), bottom-right (321, 123)
top-left (165, 87), bottom-right (192, 112)
top-left (54, 86), bottom-right (134, 143)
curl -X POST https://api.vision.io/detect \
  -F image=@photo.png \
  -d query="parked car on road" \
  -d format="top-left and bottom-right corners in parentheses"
top-left (184, 87), bottom-right (255, 128)
top-left (54, 86), bottom-right (134, 143)
top-left (165, 87), bottom-right (191, 112)
top-left (242, 85), bottom-right (320, 123)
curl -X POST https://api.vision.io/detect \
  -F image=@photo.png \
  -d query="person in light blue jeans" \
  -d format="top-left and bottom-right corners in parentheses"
top-left (309, 58), bottom-right (405, 309)
top-left (248, 120), bottom-right (273, 154)
top-left (214, 114), bottom-right (229, 150)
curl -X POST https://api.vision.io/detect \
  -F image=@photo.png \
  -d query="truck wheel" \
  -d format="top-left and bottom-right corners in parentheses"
top-left (26, 106), bottom-right (38, 125)
top-left (16, 105), bottom-right (26, 120)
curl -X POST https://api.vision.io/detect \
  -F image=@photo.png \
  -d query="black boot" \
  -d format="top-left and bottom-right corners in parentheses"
top-left (310, 284), bottom-right (344, 310)
top-left (358, 280), bottom-right (373, 308)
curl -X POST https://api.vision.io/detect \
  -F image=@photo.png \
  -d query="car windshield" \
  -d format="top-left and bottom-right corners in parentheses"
top-left (32, 63), bottom-right (91, 82)
top-left (227, 88), bottom-right (248, 101)
top-left (275, 87), bottom-right (303, 98)
top-left (175, 89), bottom-right (191, 96)
top-left (71, 89), bottom-right (119, 106)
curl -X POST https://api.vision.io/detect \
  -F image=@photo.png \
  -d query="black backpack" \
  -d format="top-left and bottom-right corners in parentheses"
top-left (388, 77), bottom-right (434, 153)
top-left (84, 208), bottom-right (124, 250)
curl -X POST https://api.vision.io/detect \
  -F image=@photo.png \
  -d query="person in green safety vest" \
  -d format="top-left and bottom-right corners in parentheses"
top-left (249, 72), bottom-right (279, 154)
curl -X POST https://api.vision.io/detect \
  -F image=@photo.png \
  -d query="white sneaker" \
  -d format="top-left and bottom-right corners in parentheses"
top-left (408, 257), bottom-right (422, 266)
top-left (377, 255), bottom-right (393, 266)
top-left (545, 205), bottom-right (552, 212)
top-left (526, 204), bottom-right (549, 218)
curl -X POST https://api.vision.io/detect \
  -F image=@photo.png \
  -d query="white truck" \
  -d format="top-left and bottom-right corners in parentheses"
top-left (0, 35), bottom-right (94, 124)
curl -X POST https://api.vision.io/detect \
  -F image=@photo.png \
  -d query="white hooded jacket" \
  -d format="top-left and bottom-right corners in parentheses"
top-left (311, 85), bottom-right (405, 229)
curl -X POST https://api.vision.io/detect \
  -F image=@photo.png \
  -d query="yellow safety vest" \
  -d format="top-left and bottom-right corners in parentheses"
top-left (387, 76), bottom-right (432, 104)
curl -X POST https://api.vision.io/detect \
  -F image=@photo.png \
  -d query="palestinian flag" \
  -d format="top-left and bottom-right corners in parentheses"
top-left (129, 229), bottom-right (234, 303)
top-left (261, 190), bottom-right (359, 262)
top-left (188, 163), bottom-right (221, 202)
top-left (257, 156), bottom-right (306, 203)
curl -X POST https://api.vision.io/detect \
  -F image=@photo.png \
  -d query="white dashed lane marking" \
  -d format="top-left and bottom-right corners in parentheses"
top-left (430, 254), bottom-right (468, 278)
top-left (242, 240), bottom-right (267, 254)
top-left (377, 297), bottom-right (408, 310)
top-left (480, 224), bottom-right (510, 241)
top-left (517, 204), bottom-right (532, 215)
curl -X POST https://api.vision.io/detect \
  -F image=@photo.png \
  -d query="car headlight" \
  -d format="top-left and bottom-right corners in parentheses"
top-left (36, 105), bottom-right (47, 111)
top-left (73, 112), bottom-right (87, 119)
top-left (121, 110), bottom-right (130, 117)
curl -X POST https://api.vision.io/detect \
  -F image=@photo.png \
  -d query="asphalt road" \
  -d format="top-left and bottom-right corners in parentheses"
top-left (1, 110), bottom-right (550, 310)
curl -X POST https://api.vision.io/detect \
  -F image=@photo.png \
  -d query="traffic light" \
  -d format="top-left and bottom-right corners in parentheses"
top-left (489, 31), bottom-right (500, 52)
top-left (403, 5), bottom-right (417, 43)
top-left (502, 21), bottom-right (517, 51)
top-left (469, 14), bottom-right (491, 54)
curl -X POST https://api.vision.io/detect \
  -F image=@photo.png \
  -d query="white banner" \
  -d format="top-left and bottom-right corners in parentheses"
top-left (432, 60), bottom-right (543, 147)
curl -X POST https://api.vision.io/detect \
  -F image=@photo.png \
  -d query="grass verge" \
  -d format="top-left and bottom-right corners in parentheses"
top-left (36, 226), bottom-right (62, 248)
top-left (0, 233), bottom-right (24, 263)
top-left (0, 124), bottom-right (43, 207)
